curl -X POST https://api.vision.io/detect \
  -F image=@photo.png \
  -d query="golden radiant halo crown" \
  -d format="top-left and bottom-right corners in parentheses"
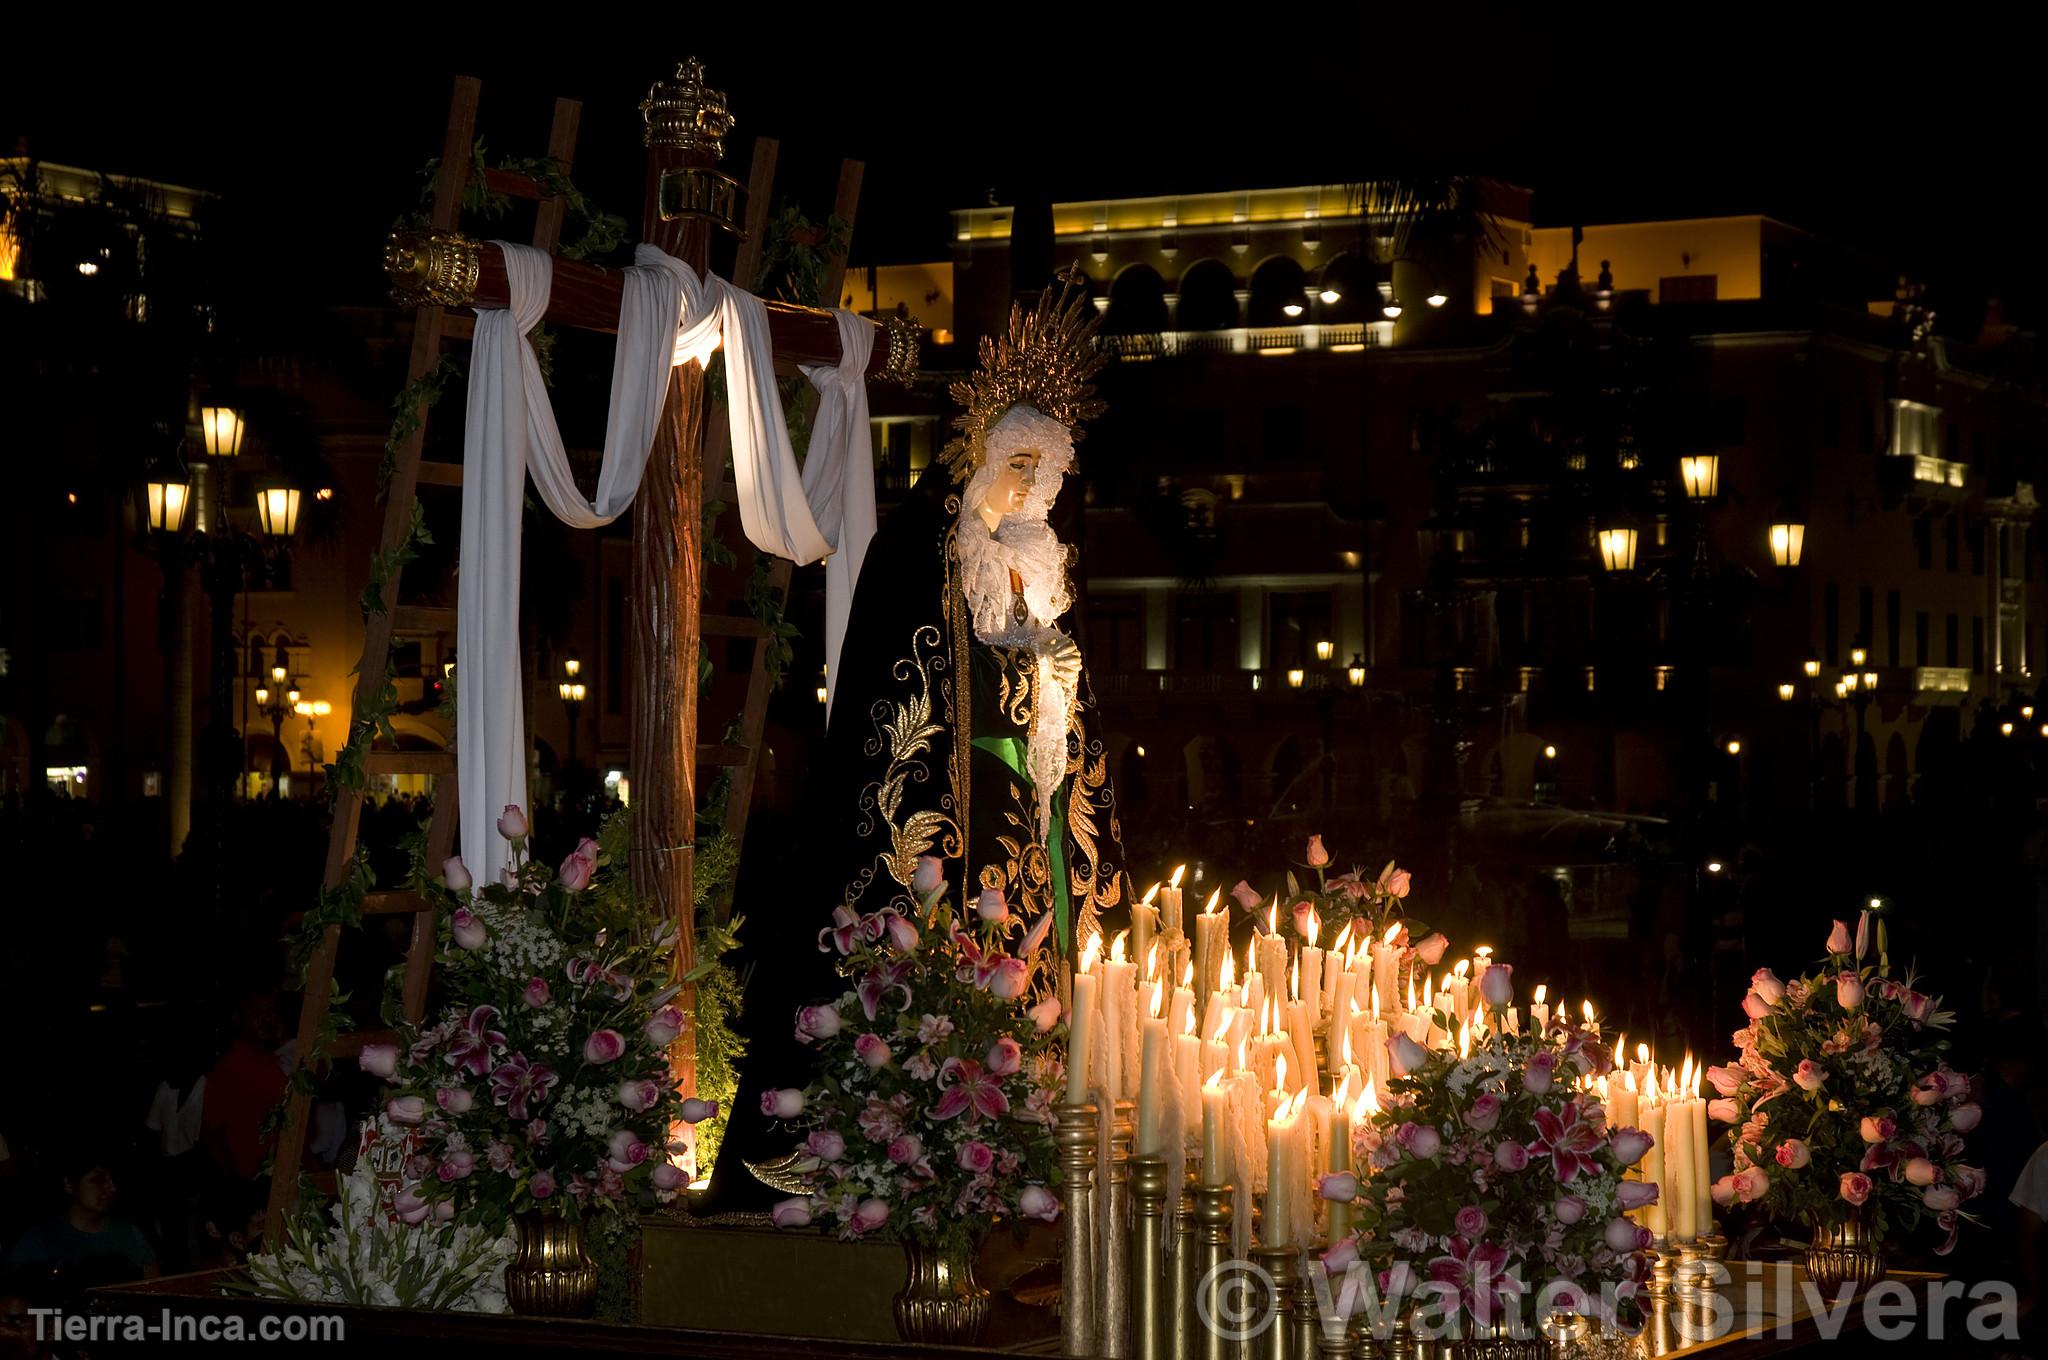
top-left (941, 264), bottom-right (1108, 482)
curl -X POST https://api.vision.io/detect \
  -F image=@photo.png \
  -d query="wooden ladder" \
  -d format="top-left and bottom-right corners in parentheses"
top-left (264, 78), bottom-right (583, 1236)
top-left (265, 77), bottom-right (869, 1231)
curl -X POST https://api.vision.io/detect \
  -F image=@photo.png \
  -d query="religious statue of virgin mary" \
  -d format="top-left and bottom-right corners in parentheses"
top-left (705, 272), bottom-right (1132, 1205)
top-left (823, 268), bottom-right (1129, 955)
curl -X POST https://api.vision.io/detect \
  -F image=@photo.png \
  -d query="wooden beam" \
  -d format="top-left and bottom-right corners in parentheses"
top-left (459, 247), bottom-right (894, 373)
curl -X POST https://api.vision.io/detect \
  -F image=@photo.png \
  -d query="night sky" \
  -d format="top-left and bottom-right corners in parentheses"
top-left (7, 19), bottom-right (2039, 327)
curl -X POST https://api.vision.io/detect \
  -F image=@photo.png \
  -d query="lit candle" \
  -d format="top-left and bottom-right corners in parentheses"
top-left (1103, 932), bottom-right (1135, 1103)
top-left (1666, 1057), bottom-right (1696, 1241)
top-left (1691, 1068), bottom-right (1711, 1233)
top-left (1530, 984), bottom-right (1549, 1037)
top-left (1300, 909), bottom-right (1325, 1026)
top-left (1176, 997), bottom-right (1203, 1139)
top-left (1582, 999), bottom-right (1600, 1037)
top-left (1132, 885), bottom-right (1160, 986)
top-left (1373, 923), bottom-right (1401, 1020)
top-left (1326, 1074), bottom-right (1353, 1241)
top-left (1136, 981), bottom-right (1171, 1155)
top-left (1163, 865), bottom-right (1187, 938)
top-left (1195, 888), bottom-right (1227, 1005)
top-left (1066, 936), bottom-right (1100, 1104)
top-left (1638, 1066), bottom-right (1668, 1240)
top-left (1265, 1085), bottom-right (1295, 1244)
top-left (1609, 1068), bottom-right (1638, 1139)
top-left (1202, 1072), bottom-right (1230, 1185)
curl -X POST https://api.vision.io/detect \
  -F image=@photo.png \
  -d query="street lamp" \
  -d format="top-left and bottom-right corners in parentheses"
top-left (1778, 683), bottom-right (1797, 702)
top-left (1425, 285), bottom-right (1448, 308)
top-left (1679, 455), bottom-right (1720, 501)
top-left (559, 660), bottom-right (586, 772)
top-left (1347, 654), bottom-right (1366, 688)
top-left (1726, 738), bottom-right (1742, 756)
top-left (145, 473), bottom-right (191, 533)
top-left (1315, 639), bottom-right (1334, 663)
top-left (255, 483), bottom-right (301, 539)
top-left (1597, 525), bottom-right (1638, 572)
top-left (1769, 521), bottom-right (1805, 567)
top-left (198, 403), bottom-right (246, 459)
top-left (253, 644), bottom-right (298, 797)
top-left (1804, 658), bottom-right (1821, 678)
top-left (1849, 647), bottom-right (1867, 668)
top-left (1286, 667), bottom-right (1305, 690)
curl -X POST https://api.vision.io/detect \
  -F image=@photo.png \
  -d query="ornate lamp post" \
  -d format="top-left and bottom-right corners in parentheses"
top-left (559, 658), bottom-right (587, 774)
top-left (253, 644), bottom-right (299, 798)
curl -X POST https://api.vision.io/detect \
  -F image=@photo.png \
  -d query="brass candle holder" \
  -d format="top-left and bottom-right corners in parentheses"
top-left (1194, 1183), bottom-right (1235, 1360)
top-left (1131, 1155), bottom-right (1171, 1360)
top-left (1171, 1176), bottom-right (1198, 1360)
top-left (1289, 1259), bottom-right (1320, 1360)
top-left (1249, 1245), bottom-right (1296, 1360)
top-left (1100, 1099), bottom-right (1136, 1359)
top-left (1055, 1102), bottom-right (1099, 1357)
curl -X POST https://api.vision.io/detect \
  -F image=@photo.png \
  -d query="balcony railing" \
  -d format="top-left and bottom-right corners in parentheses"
top-left (1095, 668), bottom-right (1362, 697)
top-left (1096, 322), bottom-right (1387, 362)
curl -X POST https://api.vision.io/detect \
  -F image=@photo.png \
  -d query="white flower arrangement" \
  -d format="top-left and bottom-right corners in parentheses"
top-left (241, 1162), bottom-right (515, 1313)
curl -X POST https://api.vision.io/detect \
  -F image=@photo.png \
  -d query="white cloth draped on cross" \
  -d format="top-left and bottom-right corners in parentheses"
top-left (456, 241), bottom-right (876, 881)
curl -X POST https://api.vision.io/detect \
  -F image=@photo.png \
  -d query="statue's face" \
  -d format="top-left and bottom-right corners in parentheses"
top-left (982, 446), bottom-right (1041, 521)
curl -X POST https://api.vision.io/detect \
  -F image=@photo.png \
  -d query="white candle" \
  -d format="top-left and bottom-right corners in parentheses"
top-left (1691, 1076), bottom-right (1711, 1231)
top-left (1530, 984), bottom-right (1550, 1038)
top-left (1066, 951), bottom-right (1099, 1105)
top-left (1202, 1074), bottom-right (1230, 1185)
top-left (1163, 866), bottom-right (1187, 938)
top-left (1131, 900), bottom-right (1159, 984)
top-left (1136, 998), bottom-right (1170, 1156)
top-left (1265, 1090), bottom-right (1294, 1244)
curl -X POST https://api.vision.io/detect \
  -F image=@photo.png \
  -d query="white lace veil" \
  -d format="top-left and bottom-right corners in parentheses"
top-left (954, 404), bottom-right (1078, 838)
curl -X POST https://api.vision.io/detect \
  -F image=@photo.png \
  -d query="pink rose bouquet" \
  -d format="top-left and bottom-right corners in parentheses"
top-left (353, 811), bottom-right (716, 1226)
top-left (1325, 1017), bottom-right (1650, 1335)
top-left (1709, 911), bottom-right (1981, 1254)
top-left (1259, 835), bottom-right (1429, 959)
top-left (776, 867), bottom-right (1062, 1251)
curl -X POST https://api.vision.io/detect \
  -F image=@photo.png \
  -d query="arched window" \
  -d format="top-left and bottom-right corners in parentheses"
top-left (1313, 252), bottom-right (1375, 325)
top-left (1247, 256), bottom-right (1308, 327)
top-left (1107, 264), bottom-right (1167, 335)
top-left (1175, 259), bottom-right (1239, 331)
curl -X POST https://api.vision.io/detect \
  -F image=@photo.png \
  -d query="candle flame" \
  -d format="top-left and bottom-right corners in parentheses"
top-left (1458, 1020), bottom-right (1471, 1058)
top-left (1383, 922), bottom-right (1402, 945)
top-left (1581, 999), bottom-right (1596, 1025)
top-left (1680, 1053), bottom-right (1694, 1092)
top-left (1181, 958), bottom-right (1194, 988)
top-left (1636, 1042), bottom-right (1650, 1066)
top-left (1370, 983), bottom-right (1380, 1019)
top-left (1422, 973), bottom-right (1434, 1008)
top-left (1615, 1033), bottom-right (1627, 1065)
top-left (1151, 979), bottom-right (1166, 1019)
top-left (1080, 934), bottom-right (1102, 973)
top-left (1110, 930), bottom-right (1129, 964)
top-left (1203, 887), bottom-right (1222, 915)
top-left (1234, 1036), bottom-right (1247, 1071)
top-left (1340, 1027), bottom-right (1353, 1065)
top-left (1146, 941), bottom-right (1159, 980)
top-left (1218, 949), bottom-right (1237, 990)
top-left (1474, 944), bottom-right (1493, 959)
top-left (1358, 1078), bottom-right (1380, 1119)
top-left (1453, 958), bottom-right (1471, 979)
top-left (1290, 955), bottom-right (1301, 1002)
top-left (1332, 922), bottom-right (1353, 953)
top-left (1204, 1069), bottom-right (1226, 1092)
top-left (1171, 864), bottom-right (1187, 889)
top-left (1534, 984), bottom-right (1547, 1005)
top-left (1305, 909), bottom-right (1321, 947)
top-left (1184, 1002), bottom-right (1198, 1036)
top-left (1267, 901), bottom-right (1279, 935)
top-left (1142, 881), bottom-right (1161, 906)
top-left (1334, 1068), bottom-right (1351, 1109)
top-left (1275, 1053), bottom-right (1289, 1093)
top-left (1406, 972), bottom-right (1416, 1012)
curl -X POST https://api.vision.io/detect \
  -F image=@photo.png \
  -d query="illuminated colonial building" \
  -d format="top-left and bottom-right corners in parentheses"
top-left (819, 183), bottom-right (2048, 900)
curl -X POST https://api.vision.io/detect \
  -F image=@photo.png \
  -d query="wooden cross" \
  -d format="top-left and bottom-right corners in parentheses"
top-left (387, 59), bottom-right (911, 1101)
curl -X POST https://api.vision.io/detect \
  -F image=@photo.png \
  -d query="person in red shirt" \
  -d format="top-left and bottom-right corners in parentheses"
top-left (199, 991), bottom-right (287, 1185)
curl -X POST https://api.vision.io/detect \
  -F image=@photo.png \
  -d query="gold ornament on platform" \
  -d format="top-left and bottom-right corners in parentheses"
top-left (503, 1211), bottom-right (598, 1316)
top-left (892, 1236), bottom-right (992, 1346)
top-left (384, 229), bottom-right (481, 309)
top-left (1805, 1212), bottom-right (1887, 1293)
top-left (940, 264), bottom-right (1107, 482)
